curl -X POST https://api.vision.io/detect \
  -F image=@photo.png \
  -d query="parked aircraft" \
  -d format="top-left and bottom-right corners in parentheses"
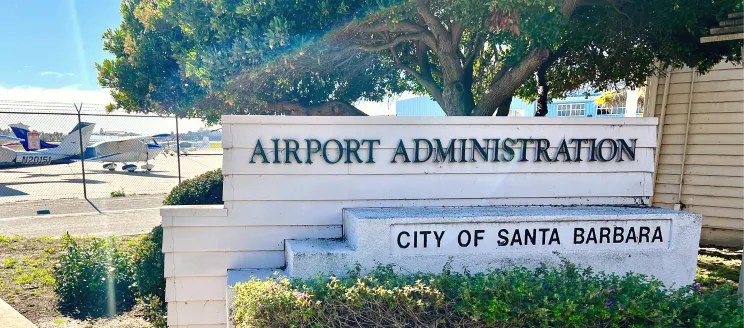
top-left (89, 136), bottom-right (164, 172)
top-left (9, 123), bottom-right (58, 150)
top-left (152, 134), bottom-right (210, 155)
top-left (0, 122), bottom-right (95, 167)
top-left (10, 125), bottom-right (165, 172)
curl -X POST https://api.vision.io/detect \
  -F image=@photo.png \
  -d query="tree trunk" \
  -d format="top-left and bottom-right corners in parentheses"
top-left (441, 80), bottom-right (470, 116)
top-left (534, 68), bottom-right (549, 117)
top-left (473, 48), bottom-right (550, 116)
top-left (265, 101), bottom-right (367, 116)
top-left (494, 96), bottom-right (513, 116)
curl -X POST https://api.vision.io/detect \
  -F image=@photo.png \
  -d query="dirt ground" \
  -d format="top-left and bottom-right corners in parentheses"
top-left (0, 235), bottom-right (151, 327)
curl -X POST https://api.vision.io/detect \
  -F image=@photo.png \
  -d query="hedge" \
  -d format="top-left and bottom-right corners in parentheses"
top-left (231, 263), bottom-right (743, 328)
top-left (163, 168), bottom-right (224, 206)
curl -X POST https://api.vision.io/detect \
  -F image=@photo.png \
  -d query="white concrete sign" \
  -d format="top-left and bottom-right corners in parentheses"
top-left (161, 116), bottom-right (680, 328)
top-left (390, 220), bottom-right (671, 255)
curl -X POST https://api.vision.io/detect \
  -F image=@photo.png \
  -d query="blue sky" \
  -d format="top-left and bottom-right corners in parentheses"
top-left (0, 0), bottom-right (122, 91)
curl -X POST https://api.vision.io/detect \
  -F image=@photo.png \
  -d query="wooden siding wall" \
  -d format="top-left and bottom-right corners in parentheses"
top-left (647, 62), bottom-right (744, 246)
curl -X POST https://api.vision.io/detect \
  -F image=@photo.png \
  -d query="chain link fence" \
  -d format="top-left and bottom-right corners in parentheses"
top-left (0, 100), bottom-right (221, 203)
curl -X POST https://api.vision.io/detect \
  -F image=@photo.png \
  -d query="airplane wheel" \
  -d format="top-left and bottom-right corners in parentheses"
top-left (108, 167), bottom-right (115, 171)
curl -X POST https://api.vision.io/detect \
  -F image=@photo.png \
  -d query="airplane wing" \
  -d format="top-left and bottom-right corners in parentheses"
top-left (87, 152), bottom-right (122, 161)
top-left (91, 135), bottom-right (150, 146)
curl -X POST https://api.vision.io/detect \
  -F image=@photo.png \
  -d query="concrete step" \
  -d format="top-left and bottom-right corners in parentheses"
top-left (285, 239), bottom-right (355, 278)
top-left (728, 12), bottom-right (743, 19)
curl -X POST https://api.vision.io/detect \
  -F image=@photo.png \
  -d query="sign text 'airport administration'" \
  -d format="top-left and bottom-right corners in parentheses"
top-left (390, 220), bottom-right (671, 255)
top-left (248, 138), bottom-right (638, 164)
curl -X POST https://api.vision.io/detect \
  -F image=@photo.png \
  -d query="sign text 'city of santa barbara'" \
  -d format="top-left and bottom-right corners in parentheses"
top-left (389, 220), bottom-right (670, 255)
top-left (248, 138), bottom-right (638, 164)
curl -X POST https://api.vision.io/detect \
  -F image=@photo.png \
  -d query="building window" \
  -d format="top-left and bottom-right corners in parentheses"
top-left (597, 104), bottom-right (626, 116)
top-left (556, 103), bottom-right (586, 117)
top-left (636, 104), bottom-right (644, 117)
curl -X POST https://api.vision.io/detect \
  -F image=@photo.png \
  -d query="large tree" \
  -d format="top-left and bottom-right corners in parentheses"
top-left (98, 0), bottom-right (742, 121)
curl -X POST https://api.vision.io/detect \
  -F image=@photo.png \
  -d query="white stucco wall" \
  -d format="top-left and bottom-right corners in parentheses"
top-left (163, 116), bottom-right (658, 327)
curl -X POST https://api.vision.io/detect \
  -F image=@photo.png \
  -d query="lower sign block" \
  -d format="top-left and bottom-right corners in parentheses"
top-left (285, 206), bottom-right (701, 289)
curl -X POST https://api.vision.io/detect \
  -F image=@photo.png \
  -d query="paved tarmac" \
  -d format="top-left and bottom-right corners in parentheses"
top-left (0, 196), bottom-right (163, 237)
top-left (0, 150), bottom-right (221, 204)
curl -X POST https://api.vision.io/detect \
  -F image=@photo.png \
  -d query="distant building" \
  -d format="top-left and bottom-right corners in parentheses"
top-left (395, 93), bottom-right (643, 117)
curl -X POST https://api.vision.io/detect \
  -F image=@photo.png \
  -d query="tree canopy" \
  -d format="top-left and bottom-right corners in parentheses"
top-left (98, 0), bottom-right (742, 121)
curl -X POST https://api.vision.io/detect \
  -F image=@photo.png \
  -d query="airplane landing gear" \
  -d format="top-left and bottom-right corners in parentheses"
top-left (122, 163), bottom-right (137, 172)
top-left (141, 163), bottom-right (154, 171)
top-left (103, 163), bottom-right (117, 171)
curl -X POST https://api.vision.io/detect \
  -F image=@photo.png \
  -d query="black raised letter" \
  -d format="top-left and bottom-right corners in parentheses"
top-left (458, 230), bottom-right (471, 247)
top-left (249, 139), bottom-right (269, 163)
top-left (617, 139), bottom-right (637, 162)
top-left (397, 231), bottom-right (410, 248)
top-left (534, 139), bottom-right (551, 162)
top-left (344, 139), bottom-right (363, 163)
top-left (284, 139), bottom-right (302, 163)
top-left (553, 139), bottom-right (572, 162)
top-left (597, 139), bottom-right (618, 162)
top-left (413, 139), bottom-right (434, 163)
top-left (391, 139), bottom-right (411, 163)
top-left (361, 139), bottom-right (380, 163)
top-left (322, 139), bottom-right (344, 164)
top-left (574, 228), bottom-right (585, 244)
top-left (305, 139), bottom-right (322, 164)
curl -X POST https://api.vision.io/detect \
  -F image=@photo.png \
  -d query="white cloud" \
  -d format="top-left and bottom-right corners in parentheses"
top-left (39, 71), bottom-right (65, 78)
top-left (60, 84), bottom-right (84, 90)
top-left (0, 85), bottom-right (113, 105)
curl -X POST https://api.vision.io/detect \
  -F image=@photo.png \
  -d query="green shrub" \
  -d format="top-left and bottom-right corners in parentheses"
top-left (232, 263), bottom-right (743, 328)
top-left (53, 234), bottom-right (136, 318)
top-left (163, 169), bottom-right (223, 205)
top-left (132, 225), bottom-right (166, 326)
top-left (110, 189), bottom-right (126, 197)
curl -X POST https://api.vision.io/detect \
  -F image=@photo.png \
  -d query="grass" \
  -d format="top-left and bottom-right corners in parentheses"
top-left (697, 245), bottom-right (742, 291)
top-left (0, 234), bottom-right (740, 327)
top-left (0, 235), bottom-right (147, 326)
top-left (110, 189), bottom-right (127, 198)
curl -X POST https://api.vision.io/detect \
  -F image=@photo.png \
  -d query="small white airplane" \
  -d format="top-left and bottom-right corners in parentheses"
top-left (152, 134), bottom-right (210, 156)
top-left (10, 124), bottom-right (165, 172)
top-left (89, 136), bottom-right (165, 172)
top-left (0, 122), bottom-right (95, 167)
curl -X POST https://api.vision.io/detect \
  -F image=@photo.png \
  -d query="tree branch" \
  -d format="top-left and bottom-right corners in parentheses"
top-left (451, 22), bottom-right (464, 46)
top-left (473, 48), bottom-right (550, 116)
top-left (265, 101), bottom-right (367, 116)
top-left (391, 48), bottom-right (444, 105)
top-left (464, 33), bottom-right (486, 70)
top-left (356, 20), bottom-right (428, 34)
top-left (415, 0), bottom-right (450, 45)
top-left (352, 32), bottom-right (429, 52)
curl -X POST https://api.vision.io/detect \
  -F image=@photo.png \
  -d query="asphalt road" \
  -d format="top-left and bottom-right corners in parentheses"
top-left (0, 196), bottom-right (164, 237)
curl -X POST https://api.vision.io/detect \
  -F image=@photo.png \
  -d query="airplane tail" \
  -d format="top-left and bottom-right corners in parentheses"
top-left (9, 124), bottom-right (58, 150)
top-left (53, 122), bottom-right (96, 156)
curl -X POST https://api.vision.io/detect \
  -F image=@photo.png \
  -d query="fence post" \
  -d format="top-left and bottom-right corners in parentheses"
top-left (74, 103), bottom-right (88, 200)
top-left (175, 115), bottom-right (182, 184)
